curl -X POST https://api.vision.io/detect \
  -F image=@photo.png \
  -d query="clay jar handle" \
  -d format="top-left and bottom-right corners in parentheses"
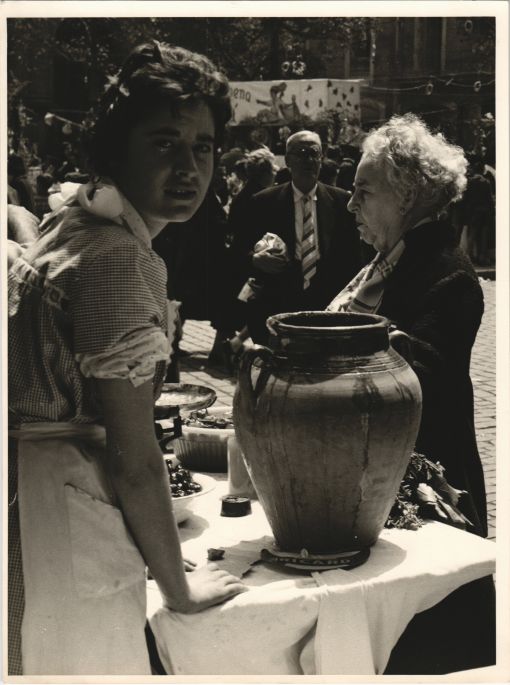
top-left (238, 345), bottom-right (275, 412)
top-left (389, 327), bottom-right (414, 366)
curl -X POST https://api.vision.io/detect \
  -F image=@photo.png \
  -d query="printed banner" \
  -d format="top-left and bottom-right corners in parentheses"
top-left (229, 79), bottom-right (362, 126)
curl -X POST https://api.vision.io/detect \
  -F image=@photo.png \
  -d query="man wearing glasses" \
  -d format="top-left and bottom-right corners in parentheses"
top-left (231, 130), bottom-right (362, 344)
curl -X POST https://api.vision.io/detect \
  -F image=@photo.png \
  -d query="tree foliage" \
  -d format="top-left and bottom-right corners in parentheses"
top-left (7, 16), bottom-right (374, 97)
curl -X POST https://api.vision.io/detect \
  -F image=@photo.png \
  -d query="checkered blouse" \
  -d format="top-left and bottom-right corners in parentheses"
top-left (8, 202), bottom-right (169, 425)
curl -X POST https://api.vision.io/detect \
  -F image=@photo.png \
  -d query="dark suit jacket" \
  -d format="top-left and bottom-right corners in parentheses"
top-left (227, 180), bottom-right (268, 294)
top-left (152, 190), bottom-right (231, 328)
top-left (230, 181), bottom-right (362, 321)
top-left (379, 219), bottom-right (487, 536)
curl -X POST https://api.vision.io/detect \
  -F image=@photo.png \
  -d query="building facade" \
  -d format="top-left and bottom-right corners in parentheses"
top-left (312, 17), bottom-right (495, 156)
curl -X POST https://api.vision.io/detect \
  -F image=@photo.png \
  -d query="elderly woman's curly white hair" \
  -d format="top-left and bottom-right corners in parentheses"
top-left (362, 113), bottom-right (468, 212)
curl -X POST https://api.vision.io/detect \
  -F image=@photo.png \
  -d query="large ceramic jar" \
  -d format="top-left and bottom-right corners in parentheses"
top-left (233, 311), bottom-right (422, 555)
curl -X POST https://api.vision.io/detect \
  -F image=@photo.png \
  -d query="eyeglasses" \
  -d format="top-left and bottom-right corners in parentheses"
top-left (287, 148), bottom-right (322, 161)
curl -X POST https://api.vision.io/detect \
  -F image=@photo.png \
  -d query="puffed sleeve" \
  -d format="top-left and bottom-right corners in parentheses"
top-left (72, 238), bottom-right (171, 387)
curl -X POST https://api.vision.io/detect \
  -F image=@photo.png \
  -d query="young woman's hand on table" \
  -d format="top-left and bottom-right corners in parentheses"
top-left (167, 563), bottom-right (248, 614)
top-left (97, 377), bottom-right (247, 613)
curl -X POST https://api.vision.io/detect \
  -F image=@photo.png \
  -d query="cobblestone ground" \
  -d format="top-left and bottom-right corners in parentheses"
top-left (470, 279), bottom-right (496, 539)
top-left (179, 278), bottom-right (496, 539)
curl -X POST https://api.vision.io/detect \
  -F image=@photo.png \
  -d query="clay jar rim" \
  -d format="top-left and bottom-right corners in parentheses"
top-left (266, 311), bottom-right (391, 338)
top-left (266, 311), bottom-right (391, 357)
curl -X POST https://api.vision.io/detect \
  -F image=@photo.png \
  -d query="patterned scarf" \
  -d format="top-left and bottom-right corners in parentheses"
top-left (327, 238), bottom-right (405, 314)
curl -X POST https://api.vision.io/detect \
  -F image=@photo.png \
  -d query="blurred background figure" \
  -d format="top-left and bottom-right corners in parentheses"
top-left (34, 162), bottom-right (56, 219)
top-left (227, 148), bottom-right (279, 248)
top-left (337, 157), bottom-right (357, 192)
top-left (7, 204), bottom-right (40, 267)
top-left (8, 183), bottom-right (20, 205)
top-left (318, 157), bottom-right (340, 186)
top-left (274, 125), bottom-right (291, 155)
top-left (225, 159), bottom-right (248, 212)
top-left (211, 165), bottom-right (230, 208)
top-left (232, 157), bottom-right (248, 186)
top-left (8, 153), bottom-right (36, 214)
top-left (152, 188), bottom-right (232, 380)
top-left (274, 166), bottom-right (292, 185)
top-left (212, 147), bottom-right (280, 369)
top-left (458, 153), bottom-right (495, 266)
top-left (55, 141), bottom-right (82, 182)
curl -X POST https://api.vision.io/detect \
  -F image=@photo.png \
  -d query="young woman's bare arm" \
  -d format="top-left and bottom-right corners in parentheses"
top-left (97, 377), bottom-right (247, 613)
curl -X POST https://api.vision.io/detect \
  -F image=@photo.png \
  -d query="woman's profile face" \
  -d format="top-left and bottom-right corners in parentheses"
top-left (114, 98), bottom-right (215, 234)
top-left (347, 156), bottom-right (405, 253)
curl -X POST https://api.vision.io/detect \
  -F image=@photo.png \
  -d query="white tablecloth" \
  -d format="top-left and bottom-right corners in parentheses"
top-left (148, 478), bottom-right (495, 675)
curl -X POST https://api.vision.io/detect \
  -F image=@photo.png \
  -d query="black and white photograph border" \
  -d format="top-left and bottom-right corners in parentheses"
top-left (1, 1), bottom-right (509, 683)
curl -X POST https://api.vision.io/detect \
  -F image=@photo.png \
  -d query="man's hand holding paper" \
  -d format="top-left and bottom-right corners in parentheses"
top-left (252, 232), bottom-right (290, 275)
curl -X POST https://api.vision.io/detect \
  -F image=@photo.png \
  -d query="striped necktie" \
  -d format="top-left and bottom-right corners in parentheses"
top-left (301, 193), bottom-right (318, 289)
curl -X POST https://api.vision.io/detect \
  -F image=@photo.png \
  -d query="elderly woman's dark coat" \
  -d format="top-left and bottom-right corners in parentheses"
top-left (380, 218), bottom-right (494, 675)
top-left (379, 218), bottom-right (487, 535)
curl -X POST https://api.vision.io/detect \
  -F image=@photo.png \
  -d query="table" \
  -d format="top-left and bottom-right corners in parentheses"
top-left (147, 477), bottom-right (495, 676)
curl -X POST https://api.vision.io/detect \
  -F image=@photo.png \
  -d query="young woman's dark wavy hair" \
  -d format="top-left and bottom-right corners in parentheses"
top-left (86, 41), bottom-right (232, 178)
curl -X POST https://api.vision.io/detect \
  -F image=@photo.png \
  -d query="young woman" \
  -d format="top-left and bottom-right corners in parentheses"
top-left (8, 41), bottom-right (246, 676)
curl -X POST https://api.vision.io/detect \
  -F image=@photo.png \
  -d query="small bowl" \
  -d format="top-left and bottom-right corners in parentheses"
top-left (172, 473), bottom-right (217, 524)
top-left (173, 406), bottom-right (234, 473)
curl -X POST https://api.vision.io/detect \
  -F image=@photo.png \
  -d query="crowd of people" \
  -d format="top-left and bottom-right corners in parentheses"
top-left (8, 126), bottom-right (495, 379)
top-left (7, 132), bottom-right (365, 376)
top-left (7, 39), bottom-right (495, 677)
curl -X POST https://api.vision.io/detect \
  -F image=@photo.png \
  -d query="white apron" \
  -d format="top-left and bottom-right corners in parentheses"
top-left (10, 422), bottom-right (151, 675)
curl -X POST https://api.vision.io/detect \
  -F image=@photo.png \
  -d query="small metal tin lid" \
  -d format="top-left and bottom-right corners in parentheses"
top-left (221, 495), bottom-right (252, 517)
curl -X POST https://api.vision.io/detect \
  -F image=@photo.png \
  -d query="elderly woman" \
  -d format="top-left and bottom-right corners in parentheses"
top-left (8, 41), bottom-right (246, 676)
top-left (329, 113), bottom-right (494, 674)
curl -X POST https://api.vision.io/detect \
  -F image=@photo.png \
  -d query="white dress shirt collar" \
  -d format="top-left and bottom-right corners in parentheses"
top-left (292, 182), bottom-right (318, 203)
